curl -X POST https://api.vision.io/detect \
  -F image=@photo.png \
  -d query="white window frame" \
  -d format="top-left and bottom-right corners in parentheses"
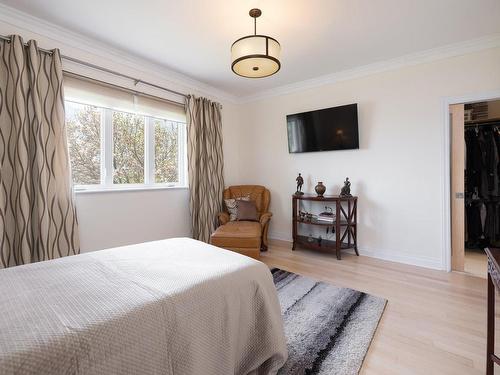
top-left (67, 101), bottom-right (188, 193)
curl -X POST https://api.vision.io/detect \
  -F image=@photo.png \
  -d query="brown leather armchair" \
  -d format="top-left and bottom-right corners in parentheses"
top-left (210, 185), bottom-right (272, 259)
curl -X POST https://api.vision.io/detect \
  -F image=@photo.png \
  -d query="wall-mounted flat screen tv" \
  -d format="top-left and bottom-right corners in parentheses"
top-left (287, 103), bottom-right (359, 153)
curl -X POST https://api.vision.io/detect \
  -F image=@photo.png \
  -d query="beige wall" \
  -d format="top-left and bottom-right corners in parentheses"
top-left (233, 47), bottom-right (500, 269)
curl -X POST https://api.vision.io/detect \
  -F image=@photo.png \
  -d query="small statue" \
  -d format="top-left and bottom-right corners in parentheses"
top-left (295, 173), bottom-right (304, 195)
top-left (340, 177), bottom-right (352, 197)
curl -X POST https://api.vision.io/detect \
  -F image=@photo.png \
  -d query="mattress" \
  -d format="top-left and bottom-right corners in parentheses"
top-left (0, 238), bottom-right (287, 374)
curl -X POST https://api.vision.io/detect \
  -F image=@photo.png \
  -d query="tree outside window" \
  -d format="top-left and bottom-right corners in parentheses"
top-left (65, 100), bottom-right (185, 189)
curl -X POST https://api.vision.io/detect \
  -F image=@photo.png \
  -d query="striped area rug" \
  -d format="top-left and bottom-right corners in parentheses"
top-left (272, 269), bottom-right (386, 375)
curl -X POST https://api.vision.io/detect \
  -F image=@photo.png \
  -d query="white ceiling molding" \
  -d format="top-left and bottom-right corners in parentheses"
top-left (0, 2), bottom-right (236, 103)
top-left (238, 33), bottom-right (500, 103)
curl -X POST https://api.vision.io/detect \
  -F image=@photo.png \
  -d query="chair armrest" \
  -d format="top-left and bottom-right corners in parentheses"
top-left (260, 212), bottom-right (273, 227)
top-left (218, 212), bottom-right (230, 225)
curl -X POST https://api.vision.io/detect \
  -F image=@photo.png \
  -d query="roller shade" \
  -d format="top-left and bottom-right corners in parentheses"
top-left (63, 74), bottom-right (186, 122)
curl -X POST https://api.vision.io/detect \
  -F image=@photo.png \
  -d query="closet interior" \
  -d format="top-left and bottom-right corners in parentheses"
top-left (464, 100), bottom-right (500, 277)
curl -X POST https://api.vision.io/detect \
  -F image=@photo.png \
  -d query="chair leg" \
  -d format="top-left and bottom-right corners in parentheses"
top-left (261, 222), bottom-right (270, 252)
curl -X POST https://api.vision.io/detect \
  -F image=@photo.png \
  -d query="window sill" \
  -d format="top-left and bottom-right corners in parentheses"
top-left (74, 185), bottom-right (189, 194)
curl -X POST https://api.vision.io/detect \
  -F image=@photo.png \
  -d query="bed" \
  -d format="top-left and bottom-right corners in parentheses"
top-left (0, 238), bottom-right (287, 375)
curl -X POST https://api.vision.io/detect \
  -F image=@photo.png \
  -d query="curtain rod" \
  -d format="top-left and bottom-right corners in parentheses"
top-left (0, 34), bottom-right (188, 103)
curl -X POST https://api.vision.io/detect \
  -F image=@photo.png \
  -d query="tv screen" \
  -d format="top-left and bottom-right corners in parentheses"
top-left (286, 103), bottom-right (359, 153)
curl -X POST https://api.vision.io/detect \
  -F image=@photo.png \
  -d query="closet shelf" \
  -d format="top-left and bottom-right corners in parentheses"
top-left (465, 117), bottom-right (500, 126)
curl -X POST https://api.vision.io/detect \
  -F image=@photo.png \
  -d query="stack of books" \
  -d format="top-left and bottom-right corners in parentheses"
top-left (315, 212), bottom-right (335, 224)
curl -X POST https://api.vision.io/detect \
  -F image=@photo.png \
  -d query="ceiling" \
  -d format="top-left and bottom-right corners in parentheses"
top-left (2, 0), bottom-right (500, 98)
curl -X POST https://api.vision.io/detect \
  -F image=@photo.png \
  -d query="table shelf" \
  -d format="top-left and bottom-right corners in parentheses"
top-left (292, 194), bottom-right (358, 260)
top-left (295, 218), bottom-right (355, 227)
top-left (295, 235), bottom-right (353, 251)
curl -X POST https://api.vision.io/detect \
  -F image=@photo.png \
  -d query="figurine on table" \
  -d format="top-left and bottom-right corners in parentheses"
top-left (340, 177), bottom-right (352, 197)
top-left (295, 173), bottom-right (304, 195)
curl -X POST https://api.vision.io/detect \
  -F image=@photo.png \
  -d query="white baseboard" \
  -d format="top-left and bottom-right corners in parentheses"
top-left (269, 231), bottom-right (444, 271)
top-left (353, 246), bottom-right (444, 270)
top-left (269, 231), bottom-right (293, 243)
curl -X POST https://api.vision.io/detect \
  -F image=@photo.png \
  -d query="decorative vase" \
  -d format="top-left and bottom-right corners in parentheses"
top-left (315, 182), bottom-right (326, 197)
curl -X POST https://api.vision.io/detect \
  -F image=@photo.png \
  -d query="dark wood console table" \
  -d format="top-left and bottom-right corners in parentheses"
top-left (486, 247), bottom-right (500, 375)
top-left (292, 194), bottom-right (358, 260)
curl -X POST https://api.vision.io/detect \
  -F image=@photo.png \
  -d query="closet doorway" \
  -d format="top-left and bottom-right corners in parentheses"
top-left (450, 99), bottom-right (500, 278)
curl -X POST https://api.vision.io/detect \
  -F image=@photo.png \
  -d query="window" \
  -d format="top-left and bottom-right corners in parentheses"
top-left (65, 102), bottom-right (102, 185)
top-left (65, 100), bottom-right (186, 190)
top-left (112, 111), bottom-right (145, 184)
top-left (154, 119), bottom-right (179, 183)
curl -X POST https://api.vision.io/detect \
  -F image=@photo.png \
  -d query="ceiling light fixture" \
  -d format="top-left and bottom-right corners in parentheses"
top-left (231, 8), bottom-right (281, 78)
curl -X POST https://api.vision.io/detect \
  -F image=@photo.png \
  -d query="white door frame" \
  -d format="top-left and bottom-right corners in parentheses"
top-left (442, 90), bottom-right (500, 272)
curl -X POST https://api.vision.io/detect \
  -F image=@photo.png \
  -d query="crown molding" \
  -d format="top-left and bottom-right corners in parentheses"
top-left (0, 3), bottom-right (237, 103)
top-left (238, 33), bottom-right (500, 103)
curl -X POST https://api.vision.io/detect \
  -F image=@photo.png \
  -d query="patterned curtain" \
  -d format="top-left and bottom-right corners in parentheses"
top-left (186, 95), bottom-right (225, 242)
top-left (0, 35), bottom-right (79, 268)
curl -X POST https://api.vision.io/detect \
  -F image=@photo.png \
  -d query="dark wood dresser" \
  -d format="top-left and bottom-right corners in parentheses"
top-left (486, 247), bottom-right (500, 375)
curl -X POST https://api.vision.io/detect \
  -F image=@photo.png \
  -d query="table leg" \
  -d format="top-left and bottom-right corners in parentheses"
top-left (487, 272), bottom-right (495, 375)
top-left (292, 197), bottom-right (297, 251)
top-left (336, 202), bottom-right (341, 260)
top-left (354, 200), bottom-right (359, 256)
top-left (348, 200), bottom-right (351, 248)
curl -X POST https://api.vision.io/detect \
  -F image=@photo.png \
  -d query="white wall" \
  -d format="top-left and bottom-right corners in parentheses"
top-left (0, 6), bottom-right (241, 252)
top-left (75, 189), bottom-right (190, 251)
top-left (236, 47), bottom-right (500, 269)
top-left (221, 102), bottom-right (242, 186)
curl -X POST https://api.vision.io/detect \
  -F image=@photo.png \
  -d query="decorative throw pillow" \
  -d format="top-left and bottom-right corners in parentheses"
top-left (236, 200), bottom-right (259, 222)
top-left (224, 196), bottom-right (250, 221)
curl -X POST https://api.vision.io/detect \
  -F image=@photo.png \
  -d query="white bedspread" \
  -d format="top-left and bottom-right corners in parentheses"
top-left (0, 238), bottom-right (287, 375)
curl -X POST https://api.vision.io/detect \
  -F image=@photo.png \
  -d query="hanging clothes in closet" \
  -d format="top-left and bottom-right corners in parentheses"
top-left (465, 123), bottom-right (500, 248)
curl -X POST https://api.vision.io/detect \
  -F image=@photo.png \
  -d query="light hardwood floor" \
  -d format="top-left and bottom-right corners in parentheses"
top-left (262, 240), bottom-right (496, 375)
